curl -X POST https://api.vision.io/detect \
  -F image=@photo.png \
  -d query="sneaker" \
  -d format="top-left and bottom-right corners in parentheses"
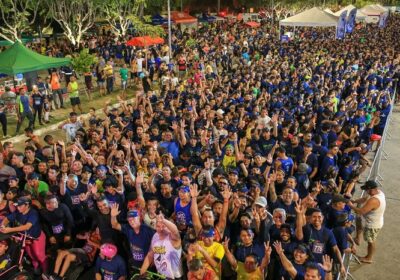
top-left (41, 273), bottom-right (52, 280)
top-left (49, 275), bottom-right (61, 280)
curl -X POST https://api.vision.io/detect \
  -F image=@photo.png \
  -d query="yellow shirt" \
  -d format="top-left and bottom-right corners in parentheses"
top-left (195, 241), bottom-right (225, 273)
top-left (236, 262), bottom-right (263, 280)
top-left (222, 155), bottom-right (236, 171)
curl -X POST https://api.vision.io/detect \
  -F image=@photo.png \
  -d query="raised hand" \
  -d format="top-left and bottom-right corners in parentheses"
top-left (110, 203), bottom-right (120, 217)
top-left (221, 185), bottom-right (232, 201)
top-left (170, 121), bottom-right (178, 131)
top-left (273, 241), bottom-right (284, 255)
top-left (264, 241), bottom-right (272, 256)
top-left (294, 199), bottom-right (305, 215)
top-left (136, 172), bottom-right (144, 185)
top-left (222, 237), bottom-right (230, 250)
top-left (319, 254), bottom-right (333, 272)
top-left (189, 184), bottom-right (199, 199)
top-left (252, 208), bottom-right (260, 223)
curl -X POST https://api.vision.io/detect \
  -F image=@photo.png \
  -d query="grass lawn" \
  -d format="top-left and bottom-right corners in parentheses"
top-left (5, 80), bottom-right (139, 149)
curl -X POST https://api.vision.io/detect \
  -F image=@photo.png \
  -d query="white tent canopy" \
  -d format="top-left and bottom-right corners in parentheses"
top-left (324, 8), bottom-right (335, 15)
top-left (372, 4), bottom-right (388, 12)
top-left (334, 4), bottom-right (368, 21)
top-left (280, 7), bottom-right (339, 27)
top-left (361, 4), bottom-right (386, 16)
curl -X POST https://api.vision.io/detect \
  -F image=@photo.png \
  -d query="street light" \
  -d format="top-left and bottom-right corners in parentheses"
top-left (167, 0), bottom-right (172, 59)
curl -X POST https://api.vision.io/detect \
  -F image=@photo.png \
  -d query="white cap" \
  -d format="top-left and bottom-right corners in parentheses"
top-left (216, 109), bottom-right (225, 115)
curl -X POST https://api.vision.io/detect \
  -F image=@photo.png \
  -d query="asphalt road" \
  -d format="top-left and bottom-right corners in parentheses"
top-left (350, 105), bottom-right (400, 280)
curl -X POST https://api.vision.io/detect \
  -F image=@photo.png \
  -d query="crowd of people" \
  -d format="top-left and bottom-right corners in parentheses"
top-left (0, 11), bottom-right (397, 280)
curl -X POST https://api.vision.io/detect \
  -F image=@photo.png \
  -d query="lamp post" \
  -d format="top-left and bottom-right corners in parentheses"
top-left (167, 0), bottom-right (172, 59)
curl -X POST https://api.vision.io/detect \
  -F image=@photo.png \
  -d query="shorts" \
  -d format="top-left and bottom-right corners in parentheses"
top-left (68, 248), bottom-right (89, 265)
top-left (70, 97), bottom-right (81, 106)
top-left (363, 227), bottom-right (381, 242)
top-left (121, 80), bottom-right (127, 89)
top-left (130, 72), bottom-right (137, 79)
top-left (98, 81), bottom-right (105, 87)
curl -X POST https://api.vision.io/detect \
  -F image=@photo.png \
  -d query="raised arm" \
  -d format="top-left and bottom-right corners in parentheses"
top-left (216, 186), bottom-right (231, 235)
top-left (110, 203), bottom-right (122, 231)
top-left (190, 184), bottom-right (203, 236)
top-left (274, 241), bottom-right (298, 279)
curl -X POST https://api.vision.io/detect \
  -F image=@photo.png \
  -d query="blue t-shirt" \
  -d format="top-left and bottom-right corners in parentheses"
top-left (332, 226), bottom-right (349, 254)
top-left (121, 224), bottom-right (154, 266)
top-left (278, 157), bottom-right (294, 176)
top-left (159, 141), bottom-right (180, 159)
top-left (95, 255), bottom-right (127, 280)
top-left (302, 225), bottom-right (337, 263)
top-left (7, 208), bottom-right (41, 238)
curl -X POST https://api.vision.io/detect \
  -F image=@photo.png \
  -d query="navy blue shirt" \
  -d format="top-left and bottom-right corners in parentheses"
top-left (302, 224), bottom-right (337, 263)
top-left (121, 223), bottom-right (155, 266)
top-left (95, 255), bottom-right (127, 280)
top-left (332, 226), bottom-right (349, 254)
top-left (7, 208), bottom-right (41, 238)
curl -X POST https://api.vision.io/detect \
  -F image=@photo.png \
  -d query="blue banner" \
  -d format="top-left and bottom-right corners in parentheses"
top-left (336, 11), bottom-right (347, 39)
top-left (346, 8), bottom-right (357, 33)
top-left (379, 12), bottom-right (389, 28)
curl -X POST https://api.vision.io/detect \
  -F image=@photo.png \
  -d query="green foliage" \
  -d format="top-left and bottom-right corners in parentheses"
top-left (71, 49), bottom-right (98, 74)
top-left (185, 38), bottom-right (197, 49)
top-left (0, 0), bottom-right (41, 42)
top-left (129, 15), bottom-right (165, 37)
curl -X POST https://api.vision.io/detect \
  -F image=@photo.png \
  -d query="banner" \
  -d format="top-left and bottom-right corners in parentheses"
top-left (336, 11), bottom-right (347, 39)
top-left (346, 8), bottom-right (357, 33)
top-left (379, 12), bottom-right (389, 28)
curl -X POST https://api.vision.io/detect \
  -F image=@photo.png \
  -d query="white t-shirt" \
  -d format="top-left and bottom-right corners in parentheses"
top-left (63, 121), bottom-right (83, 142)
top-left (257, 116), bottom-right (272, 129)
top-left (136, 58), bottom-right (144, 72)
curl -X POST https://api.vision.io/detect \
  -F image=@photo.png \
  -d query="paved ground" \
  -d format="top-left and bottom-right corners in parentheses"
top-left (350, 105), bottom-right (400, 280)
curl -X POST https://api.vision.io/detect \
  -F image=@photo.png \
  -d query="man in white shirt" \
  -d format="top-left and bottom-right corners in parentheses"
top-left (348, 180), bottom-right (386, 264)
top-left (58, 112), bottom-right (83, 143)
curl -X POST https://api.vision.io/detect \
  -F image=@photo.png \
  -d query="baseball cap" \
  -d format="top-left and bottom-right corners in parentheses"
top-left (14, 197), bottom-right (31, 207)
top-left (229, 169), bottom-right (239, 175)
top-left (27, 172), bottom-right (40, 180)
top-left (237, 184), bottom-right (249, 193)
top-left (96, 165), bottom-right (108, 171)
top-left (331, 194), bottom-right (349, 204)
top-left (127, 210), bottom-right (140, 219)
top-left (361, 180), bottom-right (378, 190)
top-left (8, 176), bottom-right (18, 182)
top-left (254, 196), bottom-right (268, 208)
top-left (295, 244), bottom-right (310, 255)
top-left (179, 185), bottom-right (190, 193)
top-left (201, 227), bottom-right (215, 238)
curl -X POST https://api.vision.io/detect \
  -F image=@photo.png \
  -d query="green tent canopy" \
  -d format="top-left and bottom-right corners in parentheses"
top-left (0, 41), bottom-right (71, 75)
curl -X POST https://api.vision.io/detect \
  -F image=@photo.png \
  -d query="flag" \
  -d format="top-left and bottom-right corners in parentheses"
top-left (336, 11), bottom-right (347, 39)
top-left (346, 8), bottom-right (357, 33)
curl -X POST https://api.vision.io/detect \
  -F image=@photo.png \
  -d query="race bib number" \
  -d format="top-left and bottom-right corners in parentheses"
top-left (34, 99), bottom-right (41, 105)
top-left (71, 195), bottom-right (80, 205)
top-left (52, 224), bottom-right (64, 234)
top-left (312, 241), bottom-right (324, 254)
top-left (82, 244), bottom-right (93, 254)
top-left (131, 244), bottom-right (144, 261)
top-left (104, 273), bottom-right (113, 280)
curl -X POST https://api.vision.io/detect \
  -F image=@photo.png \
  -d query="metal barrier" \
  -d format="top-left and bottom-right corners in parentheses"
top-left (336, 82), bottom-right (397, 280)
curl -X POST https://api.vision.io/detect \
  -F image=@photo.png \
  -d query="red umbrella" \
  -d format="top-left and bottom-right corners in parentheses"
top-left (126, 36), bottom-right (165, 47)
top-left (244, 21), bottom-right (261, 28)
